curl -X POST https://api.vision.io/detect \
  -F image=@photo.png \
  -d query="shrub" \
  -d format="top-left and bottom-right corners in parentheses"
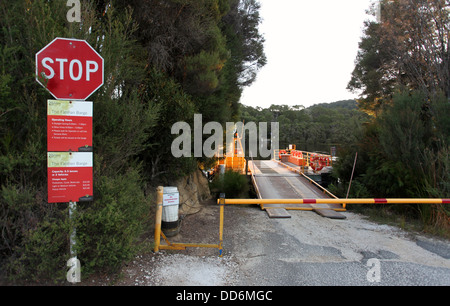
top-left (75, 168), bottom-right (151, 275)
top-left (210, 170), bottom-right (249, 199)
top-left (1, 184), bottom-right (69, 283)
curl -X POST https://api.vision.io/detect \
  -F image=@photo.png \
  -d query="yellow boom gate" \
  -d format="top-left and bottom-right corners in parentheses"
top-left (153, 186), bottom-right (449, 256)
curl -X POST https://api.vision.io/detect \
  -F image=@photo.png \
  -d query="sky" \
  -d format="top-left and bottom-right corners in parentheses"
top-left (240, 0), bottom-right (377, 109)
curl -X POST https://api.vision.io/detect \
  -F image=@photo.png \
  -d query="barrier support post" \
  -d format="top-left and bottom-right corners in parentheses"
top-left (154, 186), bottom-right (223, 254)
top-left (219, 193), bottom-right (225, 257)
top-left (154, 186), bottom-right (164, 252)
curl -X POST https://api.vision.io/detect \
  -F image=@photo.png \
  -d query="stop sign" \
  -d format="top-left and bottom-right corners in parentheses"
top-left (36, 37), bottom-right (104, 100)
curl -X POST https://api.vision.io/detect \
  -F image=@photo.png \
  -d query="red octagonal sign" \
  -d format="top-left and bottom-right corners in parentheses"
top-left (36, 37), bottom-right (104, 100)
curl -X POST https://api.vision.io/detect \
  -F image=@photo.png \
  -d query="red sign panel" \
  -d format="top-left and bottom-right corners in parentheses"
top-left (47, 100), bottom-right (93, 152)
top-left (47, 152), bottom-right (93, 203)
top-left (36, 37), bottom-right (104, 100)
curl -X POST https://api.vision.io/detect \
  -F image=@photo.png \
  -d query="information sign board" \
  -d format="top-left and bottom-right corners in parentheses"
top-left (48, 152), bottom-right (93, 203)
top-left (47, 100), bottom-right (92, 152)
top-left (163, 187), bottom-right (180, 207)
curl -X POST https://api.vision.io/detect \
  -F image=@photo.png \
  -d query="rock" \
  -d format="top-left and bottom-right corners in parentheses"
top-left (175, 169), bottom-right (212, 215)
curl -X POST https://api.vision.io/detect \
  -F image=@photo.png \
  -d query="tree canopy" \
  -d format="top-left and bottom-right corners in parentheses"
top-left (348, 0), bottom-right (449, 115)
top-left (240, 100), bottom-right (368, 152)
top-left (340, 0), bottom-right (449, 232)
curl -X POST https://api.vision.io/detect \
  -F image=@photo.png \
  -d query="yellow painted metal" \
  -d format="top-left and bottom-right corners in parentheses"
top-left (218, 198), bottom-right (447, 205)
top-left (156, 227), bottom-right (222, 252)
top-left (153, 186), bottom-right (164, 252)
top-left (219, 196), bottom-right (225, 257)
top-left (224, 133), bottom-right (246, 173)
top-left (159, 242), bottom-right (220, 251)
top-left (158, 226), bottom-right (220, 250)
top-left (154, 186), bottom-right (225, 255)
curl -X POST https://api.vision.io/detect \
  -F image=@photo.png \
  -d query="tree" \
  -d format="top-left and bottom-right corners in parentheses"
top-left (343, 1), bottom-right (449, 234)
top-left (348, 0), bottom-right (450, 115)
top-left (379, 0), bottom-right (450, 99)
top-left (222, 0), bottom-right (267, 87)
top-left (120, 0), bottom-right (267, 171)
top-left (239, 100), bottom-right (367, 150)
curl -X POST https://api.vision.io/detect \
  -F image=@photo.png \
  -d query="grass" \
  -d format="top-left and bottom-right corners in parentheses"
top-left (348, 204), bottom-right (450, 239)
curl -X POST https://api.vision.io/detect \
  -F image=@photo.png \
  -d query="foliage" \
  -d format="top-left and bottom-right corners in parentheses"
top-left (348, 0), bottom-right (450, 114)
top-left (210, 170), bottom-right (249, 199)
top-left (240, 100), bottom-right (368, 151)
top-left (75, 168), bottom-right (150, 274)
top-left (333, 91), bottom-right (449, 232)
top-left (137, 68), bottom-right (196, 183)
top-left (222, 0), bottom-right (267, 88)
top-left (121, 0), bottom-right (267, 178)
top-left (342, 1), bottom-right (450, 234)
top-left (0, 184), bottom-right (70, 282)
top-left (0, 0), bottom-right (72, 282)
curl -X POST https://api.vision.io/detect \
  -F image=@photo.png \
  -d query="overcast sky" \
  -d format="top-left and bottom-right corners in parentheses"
top-left (240, 0), bottom-right (376, 109)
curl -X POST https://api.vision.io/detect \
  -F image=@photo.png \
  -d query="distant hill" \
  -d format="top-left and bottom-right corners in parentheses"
top-left (307, 99), bottom-right (357, 110)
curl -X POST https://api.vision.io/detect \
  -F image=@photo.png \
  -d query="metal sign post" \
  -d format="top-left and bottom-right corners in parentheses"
top-left (69, 201), bottom-right (77, 257)
top-left (66, 201), bottom-right (80, 283)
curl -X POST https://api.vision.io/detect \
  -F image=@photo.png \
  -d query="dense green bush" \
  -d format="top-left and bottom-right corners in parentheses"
top-left (210, 170), bottom-right (249, 199)
top-left (75, 168), bottom-right (150, 274)
top-left (0, 184), bottom-right (69, 282)
top-left (332, 91), bottom-right (449, 235)
top-left (1, 169), bottom-right (151, 281)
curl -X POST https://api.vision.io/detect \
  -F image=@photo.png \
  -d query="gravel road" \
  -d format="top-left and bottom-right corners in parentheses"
top-left (107, 201), bottom-right (450, 286)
